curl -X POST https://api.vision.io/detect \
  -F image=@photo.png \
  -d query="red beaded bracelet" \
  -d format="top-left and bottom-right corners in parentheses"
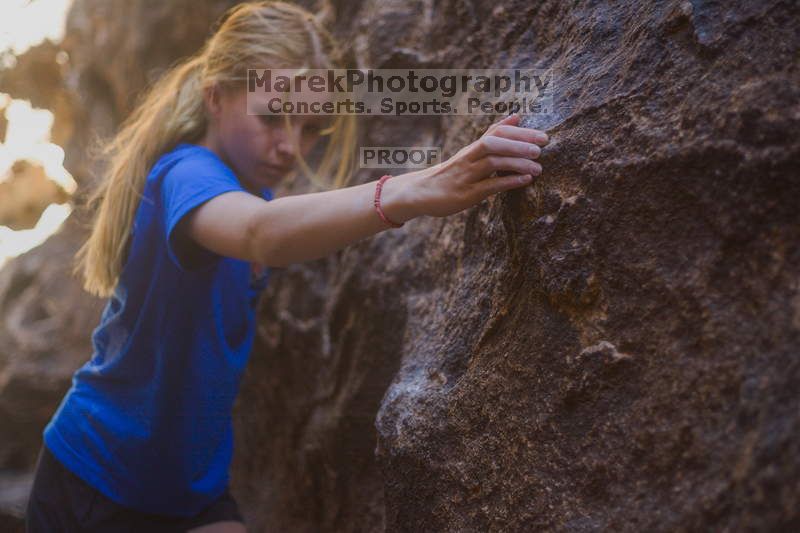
top-left (374, 174), bottom-right (405, 228)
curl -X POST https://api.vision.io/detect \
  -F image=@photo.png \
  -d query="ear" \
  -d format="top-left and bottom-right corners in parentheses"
top-left (203, 83), bottom-right (223, 119)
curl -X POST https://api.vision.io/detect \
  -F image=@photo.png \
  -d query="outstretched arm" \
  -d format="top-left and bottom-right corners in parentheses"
top-left (182, 114), bottom-right (549, 268)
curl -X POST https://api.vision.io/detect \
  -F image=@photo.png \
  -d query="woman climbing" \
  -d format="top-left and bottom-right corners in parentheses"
top-left (24, 1), bottom-right (548, 531)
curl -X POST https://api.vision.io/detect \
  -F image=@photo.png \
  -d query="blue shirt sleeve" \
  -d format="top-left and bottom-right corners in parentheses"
top-left (159, 152), bottom-right (246, 272)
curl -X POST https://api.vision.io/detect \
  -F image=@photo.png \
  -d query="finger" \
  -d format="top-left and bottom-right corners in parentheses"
top-left (469, 135), bottom-right (541, 160)
top-left (497, 112), bottom-right (521, 125)
top-left (492, 113), bottom-right (521, 127)
top-left (492, 124), bottom-right (550, 146)
top-left (475, 173), bottom-right (533, 197)
top-left (484, 112), bottom-right (521, 134)
top-left (475, 155), bottom-right (542, 178)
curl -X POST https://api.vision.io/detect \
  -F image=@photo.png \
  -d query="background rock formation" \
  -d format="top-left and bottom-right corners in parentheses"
top-left (0, 160), bottom-right (69, 230)
top-left (1, 0), bottom-right (798, 531)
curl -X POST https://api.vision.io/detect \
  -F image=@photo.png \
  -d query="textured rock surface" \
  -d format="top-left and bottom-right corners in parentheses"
top-left (234, 0), bottom-right (800, 531)
top-left (0, 214), bottom-right (105, 525)
top-left (0, 0), bottom-right (798, 531)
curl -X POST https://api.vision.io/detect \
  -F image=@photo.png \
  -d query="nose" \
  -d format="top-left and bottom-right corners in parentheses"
top-left (275, 124), bottom-right (301, 160)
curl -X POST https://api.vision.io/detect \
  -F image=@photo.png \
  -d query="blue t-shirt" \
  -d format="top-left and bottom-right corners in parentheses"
top-left (43, 142), bottom-right (274, 517)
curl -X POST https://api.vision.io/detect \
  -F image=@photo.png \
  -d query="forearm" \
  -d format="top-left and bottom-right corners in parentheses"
top-left (253, 172), bottom-right (423, 267)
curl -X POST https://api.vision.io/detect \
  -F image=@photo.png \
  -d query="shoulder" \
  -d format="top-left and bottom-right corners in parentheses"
top-left (148, 143), bottom-right (237, 188)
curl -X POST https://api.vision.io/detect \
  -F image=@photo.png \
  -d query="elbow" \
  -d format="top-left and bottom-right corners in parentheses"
top-left (257, 233), bottom-right (290, 269)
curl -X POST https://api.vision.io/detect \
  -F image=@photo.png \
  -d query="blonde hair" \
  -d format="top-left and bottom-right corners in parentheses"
top-left (73, 1), bottom-right (358, 297)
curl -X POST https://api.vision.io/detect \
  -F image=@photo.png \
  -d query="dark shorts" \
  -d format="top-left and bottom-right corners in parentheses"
top-left (25, 444), bottom-right (244, 532)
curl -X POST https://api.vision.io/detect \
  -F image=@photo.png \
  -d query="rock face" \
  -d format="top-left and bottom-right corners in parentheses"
top-left (233, 0), bottom-right (800, 531)
top-left (0, 214), bottom-right (106, 525)
top-left (1, 0), bottom-right (798, 531)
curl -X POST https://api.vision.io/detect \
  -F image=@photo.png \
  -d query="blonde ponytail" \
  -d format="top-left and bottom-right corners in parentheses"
top-left (73, 1), bottom-right (359, 297)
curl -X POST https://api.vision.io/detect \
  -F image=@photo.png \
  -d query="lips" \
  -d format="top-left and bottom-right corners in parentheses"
top-left (262, 163), bottom-right (292, 174)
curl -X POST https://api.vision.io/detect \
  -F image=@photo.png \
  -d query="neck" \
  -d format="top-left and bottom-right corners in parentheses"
top-left (196, 132), bottom-right (260, 196)
top-left (196, 131), bottom-right (226, 165)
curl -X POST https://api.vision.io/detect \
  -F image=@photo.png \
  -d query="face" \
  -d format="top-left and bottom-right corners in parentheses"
top-left (204, 83), bottom-right (332, 192)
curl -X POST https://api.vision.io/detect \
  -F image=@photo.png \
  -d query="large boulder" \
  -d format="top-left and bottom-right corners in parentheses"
top-left (232, 0), bottom-right (800, 531)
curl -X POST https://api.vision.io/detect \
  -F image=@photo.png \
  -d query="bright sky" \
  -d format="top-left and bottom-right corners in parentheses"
top-left (0, 0), bottom-right (74, 55)
top-left (0, 94), bottom-right (75, 189)
top-left (0, 0), bottom-right (76, 269)
top-left (0, 95), bottom-right (75, 269)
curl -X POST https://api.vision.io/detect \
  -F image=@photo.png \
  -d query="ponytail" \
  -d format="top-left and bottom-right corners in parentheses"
top-left (73, 1), bottom-right (358, 297)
